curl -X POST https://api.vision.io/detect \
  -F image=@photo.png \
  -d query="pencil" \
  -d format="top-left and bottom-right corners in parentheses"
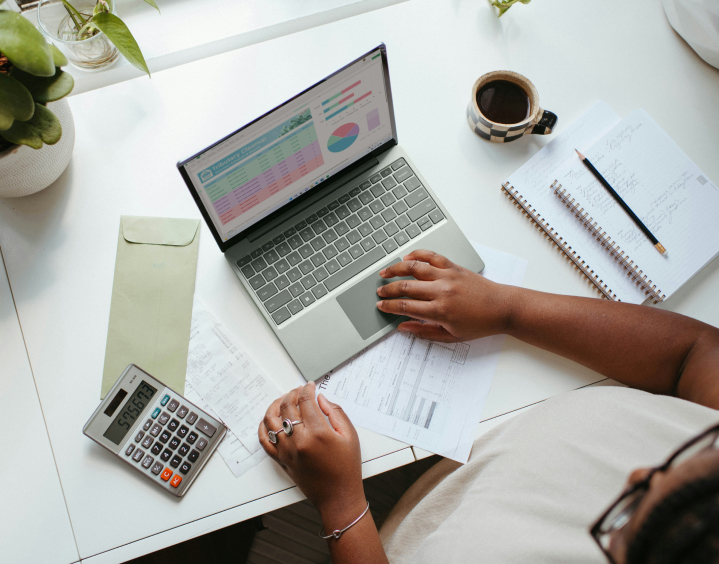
top-left (575, 149), bottom-right (666, 255)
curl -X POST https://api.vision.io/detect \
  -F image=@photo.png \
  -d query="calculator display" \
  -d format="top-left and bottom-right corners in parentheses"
top-left (103, 381), bottom-right (157, 445)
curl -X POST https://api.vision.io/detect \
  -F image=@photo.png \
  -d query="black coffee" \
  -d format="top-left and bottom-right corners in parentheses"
top-left (477, 80), bottom-right (530, 124)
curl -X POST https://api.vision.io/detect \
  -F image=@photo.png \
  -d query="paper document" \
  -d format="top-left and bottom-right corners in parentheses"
top-left (317, 243), bottom-right (527, 462)
top-left (186, 299), bottom-right (282, 453)
top-left (184, 382), bottom-right (266, 478)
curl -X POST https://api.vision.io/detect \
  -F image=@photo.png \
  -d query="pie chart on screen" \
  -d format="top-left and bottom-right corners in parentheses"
top-left (327, 123), bottom-right (360, 153)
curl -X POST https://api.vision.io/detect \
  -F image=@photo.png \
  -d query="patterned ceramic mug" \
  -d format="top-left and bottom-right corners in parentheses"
top-left (467, 70), bottom-right (557, 143)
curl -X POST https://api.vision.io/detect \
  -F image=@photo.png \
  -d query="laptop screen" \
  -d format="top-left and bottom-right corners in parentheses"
top-left (179, 46), bottom-right (396, 247)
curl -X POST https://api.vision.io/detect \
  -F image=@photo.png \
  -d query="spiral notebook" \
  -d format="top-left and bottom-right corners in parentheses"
top-left (502, 102), bottom-right (719, 304)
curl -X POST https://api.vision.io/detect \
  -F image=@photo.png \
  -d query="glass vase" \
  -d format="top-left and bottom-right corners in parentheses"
top-left (37, 0), bottom-right (119, 72)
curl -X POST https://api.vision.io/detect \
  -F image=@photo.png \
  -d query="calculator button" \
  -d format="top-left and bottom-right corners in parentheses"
top-left (177, 425), bottom-right (189, 439)
top-left (179, 461), bottom-right (192, 475)
top-left (170, 455), bottom-right (182, 468)
top-left (132, 449), bottom-right (144, 462)
top-left (168, 436), bottom-right (181, 451)
top-left (142, 455), bottom-right (154, 469)
top-left (188, 449), bottom-right (199, 463)
top-left (160, 449), bottom-right (172, 462)
top-left (186, 412), bottom-right (199, 425)
top-left (187, 431), bottom-right (198, 445)
top-left (134, 431), bottom-right (145, 443)
top-left (196, 419), bottom-right (217, 437)
top-left (151, 407), bottom-right (161, 419)
top-left (150, 424), bottom-right (162, 437)
top-left (196, 437), bottom-right (208, 451)
top-left (160, 468), bottom-right (173, 481)
top-left (178, 443), bottom-right (190, 457)
top-left (143, 419), bottom-right (153, 431)
top-left (151, 462), bottom-right (163, 475)
top-left (159, 430), bottom-right (171, 444)
top-left (168, 419), bottom-right (179, 432)
top-left (141, 436), bottom-right (154, 449)
top-left (170, 475), bottom-right (183, 488)
top-left (158, 412), bottom-right (171, 425)
top-left (160, 395), bottom-right (170, 406)
top-left (177, 405), bottom-right (189, 419)
top-left (125, 444), bottom-right (135, 456)
top-left (167, 399), bottom-right (180, 412)
top-left (151, 443), bottom-right (162, 455)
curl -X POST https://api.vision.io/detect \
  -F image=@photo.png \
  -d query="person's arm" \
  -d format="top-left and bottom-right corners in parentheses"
top-left (376, 250), bottom-right (719, 409)
top-left (258, 382), bottom-right (389, 564)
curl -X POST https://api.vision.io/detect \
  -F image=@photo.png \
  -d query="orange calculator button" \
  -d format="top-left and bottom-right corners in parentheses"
top-left (170, 474), bottom-right (183, 488)
top-left (160, 468), bottom-right (173, 481)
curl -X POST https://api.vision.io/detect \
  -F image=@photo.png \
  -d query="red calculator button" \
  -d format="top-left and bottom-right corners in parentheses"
top-left (160, 468), bottom-right (173, 481)
top-left (170, 475), bottom-right (183, 488)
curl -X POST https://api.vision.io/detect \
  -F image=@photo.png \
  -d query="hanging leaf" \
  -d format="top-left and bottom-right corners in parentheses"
top-left (91, 13), bottom-right (150, 77)
top-left (49, 44), bottom-right (69, 67)
top-left (0, 11), bottom-right (55, 77)
top-left (142, 0), bottom-right (160, 13)
top-left (0, 103), bottom-right (62, 149)
top-left (0, 72), bottom-right (35, 131)
top-left (11, 67), bottom-right (74, 103)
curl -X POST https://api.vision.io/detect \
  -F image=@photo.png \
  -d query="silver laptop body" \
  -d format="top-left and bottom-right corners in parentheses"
top-left (178, 44), bottom-right (484, 381)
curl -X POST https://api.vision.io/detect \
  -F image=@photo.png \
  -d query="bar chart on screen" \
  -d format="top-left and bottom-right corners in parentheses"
top-left (321, 78), bottom-right (373, 123)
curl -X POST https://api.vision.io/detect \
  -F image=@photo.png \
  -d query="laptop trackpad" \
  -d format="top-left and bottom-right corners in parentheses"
top-left (336, 259), bottom-right (412, 340)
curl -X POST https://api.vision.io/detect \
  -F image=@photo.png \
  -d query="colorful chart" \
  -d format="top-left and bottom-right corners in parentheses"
top-left (327, 123), bottom-right (360, 153)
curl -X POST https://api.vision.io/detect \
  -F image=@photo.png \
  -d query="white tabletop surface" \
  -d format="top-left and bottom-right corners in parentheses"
top-left (2, 0), bottom-right (719, 561)
top-left (0, 254), bottom-right (80, 564)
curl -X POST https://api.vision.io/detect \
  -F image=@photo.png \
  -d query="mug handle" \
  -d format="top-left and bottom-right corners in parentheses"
top-left (530, 109), bottom-right (558, 135)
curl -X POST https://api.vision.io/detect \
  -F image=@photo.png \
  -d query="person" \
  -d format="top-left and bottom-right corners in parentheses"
top-left (258, 250), bottom-right (719, 564)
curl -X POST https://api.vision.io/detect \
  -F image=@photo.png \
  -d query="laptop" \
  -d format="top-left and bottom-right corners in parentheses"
top-left (177, 44), bottom-right (484, 381)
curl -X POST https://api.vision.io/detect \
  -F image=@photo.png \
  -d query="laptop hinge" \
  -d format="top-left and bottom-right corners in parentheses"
top-left (247, 157), bottom-right (379, 243)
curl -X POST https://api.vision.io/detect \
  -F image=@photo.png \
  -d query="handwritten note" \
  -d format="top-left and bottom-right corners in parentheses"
top-left (506, 101), bottom-right (647, 303)
top-left (186, 299), bottom-right (282, 453)
top-left (560, 109), bottom-right (719, 298)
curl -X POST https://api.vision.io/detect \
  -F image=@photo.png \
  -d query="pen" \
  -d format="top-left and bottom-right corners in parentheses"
top-left (575, 149), bottom-right (666, 255)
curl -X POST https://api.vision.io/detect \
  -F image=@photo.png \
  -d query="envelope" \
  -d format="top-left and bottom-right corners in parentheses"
top-left (101, 216), bottom-right (201, 398)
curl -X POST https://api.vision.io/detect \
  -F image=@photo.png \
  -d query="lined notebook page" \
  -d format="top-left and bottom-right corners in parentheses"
top-left (559, 109), bottom-right (719, 299)
top-left (505, 102), bottom-right (647, 303)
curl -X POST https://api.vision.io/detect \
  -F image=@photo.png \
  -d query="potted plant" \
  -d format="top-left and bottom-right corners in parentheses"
top-left (0, 0), bottom-right (154, 197)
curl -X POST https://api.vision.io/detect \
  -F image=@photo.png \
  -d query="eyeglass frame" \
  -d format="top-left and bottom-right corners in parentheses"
top-left (589, 422), bottom-right (719, 564)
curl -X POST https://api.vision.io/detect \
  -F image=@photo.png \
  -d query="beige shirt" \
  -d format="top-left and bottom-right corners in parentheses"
top-left (380, 387), bottom-right (718, 563)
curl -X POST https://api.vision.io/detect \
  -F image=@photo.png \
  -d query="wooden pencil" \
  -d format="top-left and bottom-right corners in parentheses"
top-left (575, 149), bottom-right (666, 255)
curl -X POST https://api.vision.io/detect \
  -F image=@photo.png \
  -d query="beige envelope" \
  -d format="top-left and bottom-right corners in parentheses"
top-left (101, 216), bottom-right (200, 398)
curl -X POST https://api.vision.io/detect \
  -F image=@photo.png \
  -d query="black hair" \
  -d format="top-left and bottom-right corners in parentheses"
top-left (625, 472), bottom-right (719, 564)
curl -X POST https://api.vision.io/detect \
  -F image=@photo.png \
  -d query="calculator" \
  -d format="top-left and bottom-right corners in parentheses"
top-left (83, 364), bottom-right (227, 497)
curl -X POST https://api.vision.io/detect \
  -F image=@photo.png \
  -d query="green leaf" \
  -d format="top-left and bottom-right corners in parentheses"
top-left (0, 103), bottom-right (62, 149)
top-left (0, 72), bottom-right (35, 130)
top-left (11, 67), bottom-right (74, 103)
top-left (49, 44), bottom-right (69, 67)
top-left (0, 11), bottom-right (55, 77)
top-left (142, 0), bottom-right (160, 13)
top-left (91, 13), bottom-right (150, 77)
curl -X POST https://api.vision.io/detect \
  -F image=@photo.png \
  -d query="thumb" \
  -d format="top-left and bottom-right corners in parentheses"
top-left (318, 394), bottom-right (354, 436)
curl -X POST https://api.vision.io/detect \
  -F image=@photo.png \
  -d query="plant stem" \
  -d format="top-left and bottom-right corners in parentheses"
top-left (61, 0), bottom-right (89, 27)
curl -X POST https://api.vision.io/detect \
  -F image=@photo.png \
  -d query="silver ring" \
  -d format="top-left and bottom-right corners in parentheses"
top-left (282, 419), bottom-right (303, 436)
top-left (268, 427), bottom-right (285, 444)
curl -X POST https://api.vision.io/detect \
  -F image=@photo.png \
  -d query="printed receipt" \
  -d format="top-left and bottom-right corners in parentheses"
top-left (317, 243), bottom-right (528, 463)
top-left (186, 299), bottom-right (282, 454)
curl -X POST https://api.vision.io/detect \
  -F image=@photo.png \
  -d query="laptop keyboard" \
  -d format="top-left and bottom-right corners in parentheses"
top-left (235, 158), bottom-right (444, 326)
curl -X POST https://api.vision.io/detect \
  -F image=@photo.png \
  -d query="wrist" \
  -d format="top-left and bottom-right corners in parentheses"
top-left (497, 284), bottom-right (522, 335)
top-left (317, 491), bottom-right (368, 532)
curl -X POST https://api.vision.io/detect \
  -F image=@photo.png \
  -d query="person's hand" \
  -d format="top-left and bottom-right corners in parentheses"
top-left (258, 381), bottom-right (367, 524)
top-left (375, 249), bottom-right (515, 342)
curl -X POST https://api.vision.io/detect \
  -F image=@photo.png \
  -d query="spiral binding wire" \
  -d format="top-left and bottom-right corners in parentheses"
top-left (501, 182), bottom-right (617, 301)
top-left (550, 181), bottom-right (665, 303)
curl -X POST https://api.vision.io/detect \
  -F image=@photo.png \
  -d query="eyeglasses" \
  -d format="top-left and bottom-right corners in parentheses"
top-left (590, 422), bottom-right (719, 564)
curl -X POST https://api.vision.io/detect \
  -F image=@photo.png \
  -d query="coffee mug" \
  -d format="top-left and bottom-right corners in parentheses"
top-left (467, 70), bottom-right (558, 143)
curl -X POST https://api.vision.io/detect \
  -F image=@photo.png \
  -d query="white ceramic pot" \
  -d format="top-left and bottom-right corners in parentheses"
top-left (0, 99), bottom-right (75, 198)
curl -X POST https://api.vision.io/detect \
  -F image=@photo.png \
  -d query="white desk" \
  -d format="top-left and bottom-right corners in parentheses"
top-left (0, 254), bottom-right (79, 564)
top-left (1, 0), bottom-right (718, 561)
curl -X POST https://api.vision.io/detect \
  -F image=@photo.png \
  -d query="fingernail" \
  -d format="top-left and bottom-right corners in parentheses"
top-left (376, 300), bottom-right (383, 309)
top-left (376, 287), bottom-right (383, 296)
top-left (379, 269), bottom-right (386, 276)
